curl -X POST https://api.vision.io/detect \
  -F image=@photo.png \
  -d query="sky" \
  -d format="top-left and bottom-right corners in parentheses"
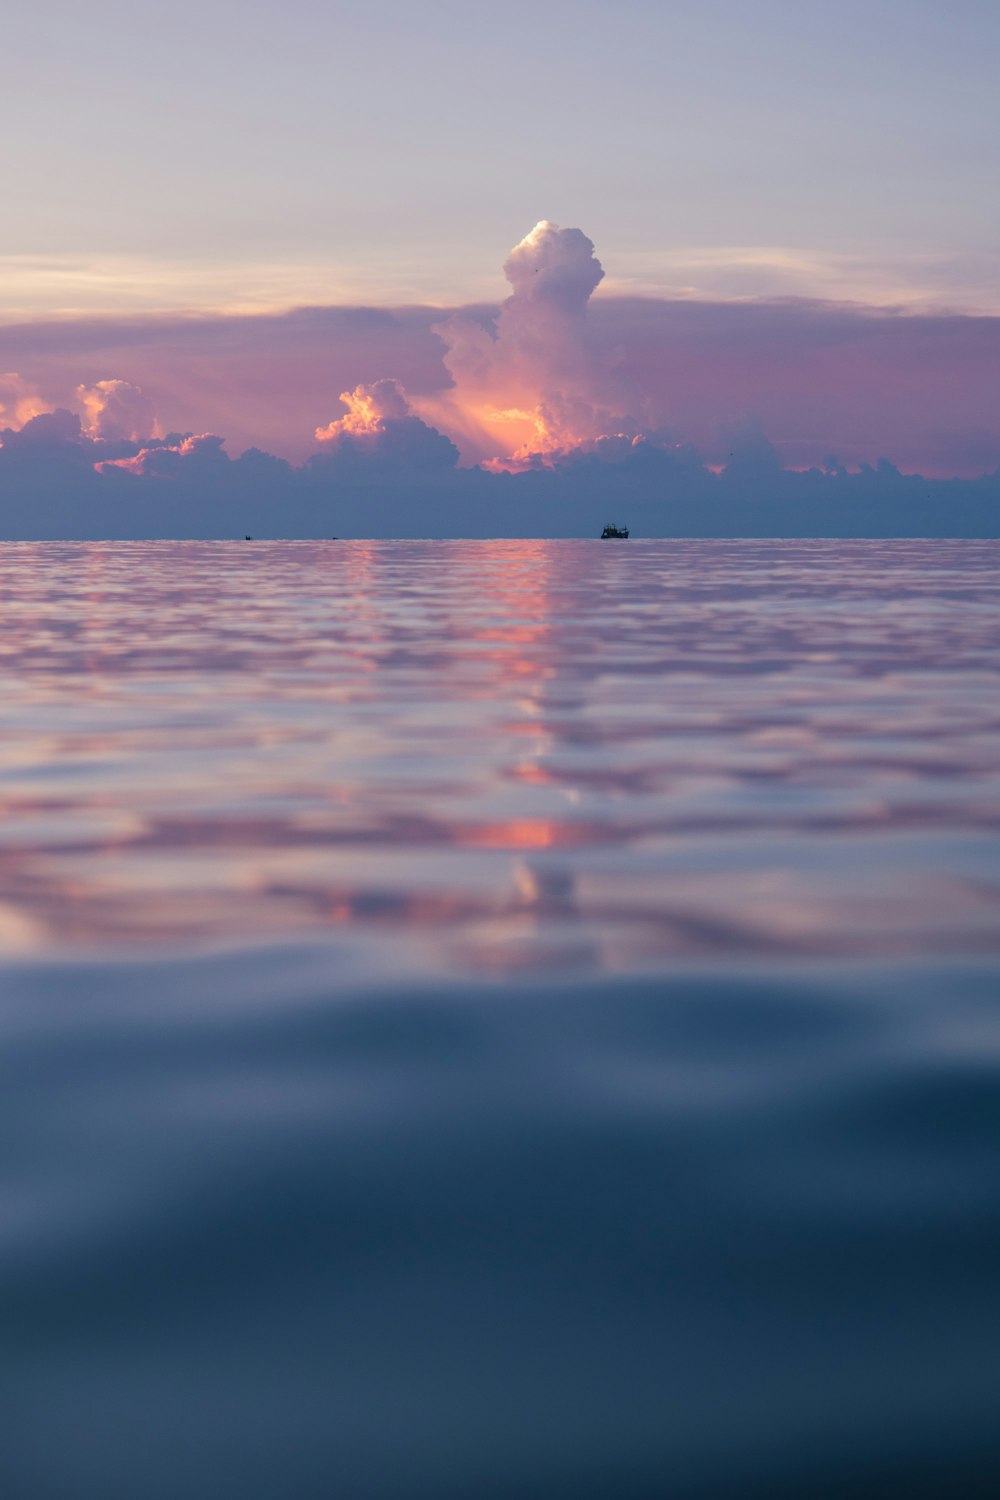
top-left (1, 0), bottom-right (998, 532)
top-left (4, 0), bottom-right (998, 313)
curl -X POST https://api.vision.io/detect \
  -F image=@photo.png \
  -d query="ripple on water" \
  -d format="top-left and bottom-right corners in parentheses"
top-left (0, 540), bottom-right (999, 1498)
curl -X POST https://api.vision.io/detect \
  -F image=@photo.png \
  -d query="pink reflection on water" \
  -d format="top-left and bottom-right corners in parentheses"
top-left (0, 540), bottom-right (998, 972)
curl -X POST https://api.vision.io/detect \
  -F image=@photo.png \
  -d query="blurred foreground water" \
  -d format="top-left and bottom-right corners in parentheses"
top-left (1, 540), bottom-right (999, 1498)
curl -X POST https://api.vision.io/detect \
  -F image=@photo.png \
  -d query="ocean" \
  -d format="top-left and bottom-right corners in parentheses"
top-left (1, 538), bottom-right (999, 1498)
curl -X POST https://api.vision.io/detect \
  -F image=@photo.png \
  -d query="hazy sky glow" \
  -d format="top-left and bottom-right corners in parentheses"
top-left (3, 0), bottom-right (999, 314)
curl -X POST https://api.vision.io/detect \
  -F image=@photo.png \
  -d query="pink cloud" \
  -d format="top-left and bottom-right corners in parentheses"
top-left (77, 378), bottom-right (157, 442)
top-left (0, 371), bottom-right (49, 428)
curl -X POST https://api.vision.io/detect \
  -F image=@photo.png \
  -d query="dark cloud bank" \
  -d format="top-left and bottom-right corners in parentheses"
top-left (1, 402), bottom-right (997, 539)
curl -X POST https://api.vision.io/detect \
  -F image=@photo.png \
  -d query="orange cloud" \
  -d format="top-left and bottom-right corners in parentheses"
top-left (315, 379), bottom-right (412, 445)
top-left (0, 372), bottom-right (49, 430)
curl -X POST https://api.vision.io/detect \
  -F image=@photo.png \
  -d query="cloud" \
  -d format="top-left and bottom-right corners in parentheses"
top-left (428, 221), bottom-right (636, 465)
top-left (0, 306), bottom-right (451, 466)
top-left (502, 218), bottom-right (605, 313)
top-left (1, 407), bottom-right (83, 449)
top-left (98, 432), bottom-right (228, 479)
top-left (77, 378), bottom-right (157, 442)
top-left (0, 220), bottom-right (998, 539)
top-left (0, 370), bottom-right (157, 451)
top-left (315, 378), bottom-right (414, 444)
top-left (0, 372), bottom-right (49, 428)
top-left (1, 401), bottom-right (996, 542)
top-left (603, 244), bottom-right (1000, 313)
top-left (3, 289), bottom-right (999, 477)
top-left (314, 379), bottom-right (459, 473)
top-left (719, 416), bottom-right (784, 482)
top-left (582, 297), bottom-right (1000, 477)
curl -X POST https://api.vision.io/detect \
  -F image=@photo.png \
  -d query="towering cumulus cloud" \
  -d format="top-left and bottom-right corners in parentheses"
top-left (76, 379), bottom-right (157, 442)
top-left (429, 221), bottom-right (634, 466)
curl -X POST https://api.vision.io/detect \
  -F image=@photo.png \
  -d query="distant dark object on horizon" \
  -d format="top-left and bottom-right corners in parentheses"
top-left (601, 523), bottom-right (630, 538)
top-left (245, 534), bottom-right (253, 540)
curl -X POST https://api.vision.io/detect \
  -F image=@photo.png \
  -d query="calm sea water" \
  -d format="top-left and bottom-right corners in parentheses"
top-left (1, 539), bottom-right (999, 1498)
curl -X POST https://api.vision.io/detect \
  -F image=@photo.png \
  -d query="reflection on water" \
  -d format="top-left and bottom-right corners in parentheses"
top-left (0, 539), bottom-right (998, 970)
top-left (2, 540), bottom-right (1000, 1499)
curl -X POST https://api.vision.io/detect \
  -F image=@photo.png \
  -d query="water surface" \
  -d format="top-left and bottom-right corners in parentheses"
top-left (1, 540), bottom-right (999, 1498)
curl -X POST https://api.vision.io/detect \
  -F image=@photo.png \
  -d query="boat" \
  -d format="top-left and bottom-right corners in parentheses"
top-left (601, 523), bottom-right (629, 539)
